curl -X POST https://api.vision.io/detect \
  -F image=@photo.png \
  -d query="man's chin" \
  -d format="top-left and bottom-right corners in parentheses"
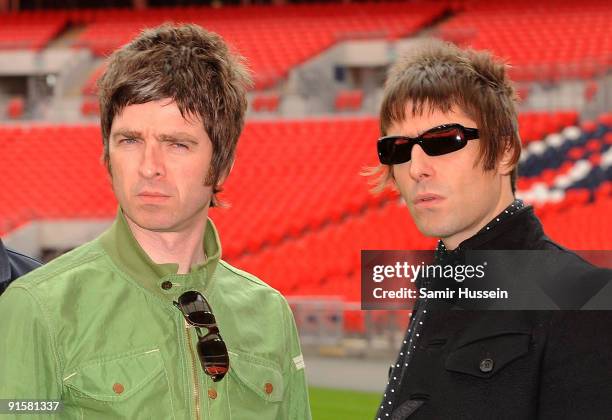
top-left (124, 209), bottom-right (176, 233)
top-left (413, 217), bottom-right (455, 239)
top-left (132, 219), bottom-right (177, 233)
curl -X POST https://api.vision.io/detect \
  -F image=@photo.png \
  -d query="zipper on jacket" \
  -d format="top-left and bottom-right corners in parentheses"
top-left (185, 319), bottom-right (201, 419)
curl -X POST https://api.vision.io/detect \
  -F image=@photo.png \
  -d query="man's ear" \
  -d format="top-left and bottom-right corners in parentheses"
top-left (497, 143), bottom-right (517, 177)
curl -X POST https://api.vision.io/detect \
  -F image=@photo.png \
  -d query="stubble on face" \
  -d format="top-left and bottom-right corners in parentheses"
top-left (389, 104), bottom-right (509, 249)
top-left (108, 100), bottom-right (215, 235)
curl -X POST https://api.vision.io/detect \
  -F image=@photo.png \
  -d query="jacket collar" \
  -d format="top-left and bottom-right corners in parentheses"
top-left (457, 205), bottom-right (544, 251)
top-left (435, 200), bottom-right (547, 264)
top-left (0, 239), bottom-right (10, 285)
top-left (430, 201), bottom-right (548, 310)
top-left (99, 208), bottom-right (222, 300)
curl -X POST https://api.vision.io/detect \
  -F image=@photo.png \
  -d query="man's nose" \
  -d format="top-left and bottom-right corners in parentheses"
top-left (408, 144), bottom-right (434, 181)
top-left (138, 142), bottom-right (165, 179)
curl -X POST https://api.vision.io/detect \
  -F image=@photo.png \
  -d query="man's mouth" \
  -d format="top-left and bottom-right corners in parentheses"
top-left (137, 191), bottom-right (171, 202)
top-left (413, 194), bottom-right (444, 206)
top-left (139, 191), bottom-right (169, 197)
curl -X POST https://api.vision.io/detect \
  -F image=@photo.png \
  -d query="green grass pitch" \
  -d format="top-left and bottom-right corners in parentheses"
top-left (309, 386), bottom-right (381, 420)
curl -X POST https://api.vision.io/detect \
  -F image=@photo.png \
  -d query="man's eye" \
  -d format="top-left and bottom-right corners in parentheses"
top-left (171, 142), bottom-right (189, 149)
top-left (119, 138), bottom-right (137, 144)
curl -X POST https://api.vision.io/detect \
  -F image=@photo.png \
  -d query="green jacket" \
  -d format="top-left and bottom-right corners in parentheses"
top-left (0, 210), bottom-right (311, 420)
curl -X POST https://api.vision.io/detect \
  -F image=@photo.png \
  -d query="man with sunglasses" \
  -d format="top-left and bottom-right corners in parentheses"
top-left (0, 24), bottom-right (310, 419)
top-left (373, 40), bottom-right (612, 419)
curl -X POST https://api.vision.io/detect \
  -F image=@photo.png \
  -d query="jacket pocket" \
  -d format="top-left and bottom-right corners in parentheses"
top-left (230, 352), bottom-right (284, 401)
top-left (63, 348), bottom-right (175, 419)
top-left (445, 332), bottom-right (531, 378)
top-left (221, 351), bottom-right (285, 419)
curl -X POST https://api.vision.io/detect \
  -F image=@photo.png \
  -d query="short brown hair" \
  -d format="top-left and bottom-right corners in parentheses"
top-left (372, 39), bottom-right (521, 193)
top-left (98, 23), bottom-right (252, 206)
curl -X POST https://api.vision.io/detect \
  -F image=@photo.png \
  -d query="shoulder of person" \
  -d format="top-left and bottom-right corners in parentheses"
top-left (6, 247), bottom-right (41, 270)
top-left (9, 240), bottom-right (106, 292)
top-left (1, 247), bottom-right (41, 293)
top-left (535, 237), bottom-right (609, 278)
top-left (216, 259), bottom-right (290, 306)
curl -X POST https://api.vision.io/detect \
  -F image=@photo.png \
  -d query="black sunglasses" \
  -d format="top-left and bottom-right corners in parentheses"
top-left (377, 124), bottom-right (479, 165)
top-left (174, 291), bottom-right (229, 382)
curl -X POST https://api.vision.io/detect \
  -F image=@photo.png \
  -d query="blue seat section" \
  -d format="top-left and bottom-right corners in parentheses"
top-left (518, 120), bottom-right (611, 182)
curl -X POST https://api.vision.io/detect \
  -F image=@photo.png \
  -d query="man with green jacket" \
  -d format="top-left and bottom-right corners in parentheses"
top-left (0, 23), bottom-right (311, 420)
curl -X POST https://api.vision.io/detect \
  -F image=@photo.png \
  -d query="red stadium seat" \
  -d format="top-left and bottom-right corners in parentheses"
top-left (0, 14), bottom-right (67, 51)
top-left (252, 94), bottom-right (280, 112)
top-left (334, 90), bottom-right (363, 112)
top-left (71, 3), bottom-right (447, 90)
top-left (437, 0), bottom-right (612, 82)
top-left (1, 110), bottom-right (610, 302)
top-left (80, 98), bottom-right (100, 117)
top-left (6, 97), bottom-right (24, 119)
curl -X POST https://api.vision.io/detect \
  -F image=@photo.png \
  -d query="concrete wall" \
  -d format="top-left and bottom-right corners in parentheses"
top-left (4, 219), bottom-right (113, 258)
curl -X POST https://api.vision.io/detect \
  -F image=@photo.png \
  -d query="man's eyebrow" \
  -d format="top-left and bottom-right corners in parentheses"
top-left (111, 129), bottom-right (141, 140)
top-left (157, 132), bottom-right (200, 144)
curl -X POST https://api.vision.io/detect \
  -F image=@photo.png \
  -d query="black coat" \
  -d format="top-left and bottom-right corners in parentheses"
top-left (382, 206), bottom-right (612, 420)
top-left (0, 239), bottom-right (41, 295)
